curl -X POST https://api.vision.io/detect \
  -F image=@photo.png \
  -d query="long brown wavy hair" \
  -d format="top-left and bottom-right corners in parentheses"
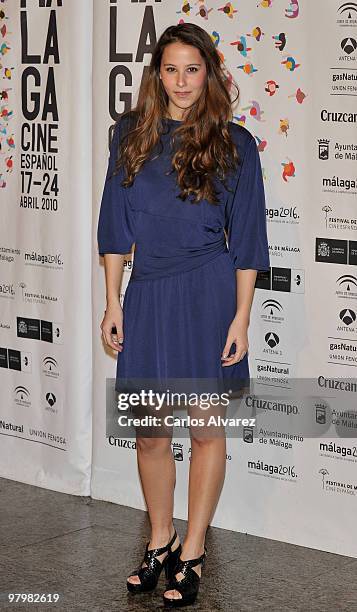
top-left (112, 23), bottom-right (241, 205)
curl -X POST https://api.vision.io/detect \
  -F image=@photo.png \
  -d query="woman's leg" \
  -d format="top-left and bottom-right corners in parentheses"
top-left (163, 402), bottom-right (226, 599)
top-left (127, 404), bottom-right (180, 585)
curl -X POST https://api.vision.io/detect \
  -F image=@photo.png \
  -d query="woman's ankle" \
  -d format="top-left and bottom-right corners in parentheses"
top-left (150, 523), bottom-right (177, 547)
top-left (180, 539), bottom-right (205, 559)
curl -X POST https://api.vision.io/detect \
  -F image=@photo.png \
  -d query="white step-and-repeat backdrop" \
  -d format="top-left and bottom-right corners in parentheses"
top-left (1, 1), bottom-right (356, 558)
top-left (0, 0), bottom-right (92, 493)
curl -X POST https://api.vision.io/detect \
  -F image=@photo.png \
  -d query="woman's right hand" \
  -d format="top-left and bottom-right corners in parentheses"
top-left (100, 301), bottom-right (124, 353)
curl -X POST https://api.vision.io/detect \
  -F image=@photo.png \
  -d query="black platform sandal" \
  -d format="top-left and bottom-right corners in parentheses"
top-left (162, 545), bottom-right (207, 607)
top-left (127, 529), bottom-right (181, 594)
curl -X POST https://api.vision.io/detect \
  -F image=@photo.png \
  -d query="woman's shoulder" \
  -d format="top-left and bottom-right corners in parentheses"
top-left (119, 109), bottom-right (139, 127)
top-left (227, 120), bottom-right (255, 153)
top-left (113, 110), bottom-right (139, 140)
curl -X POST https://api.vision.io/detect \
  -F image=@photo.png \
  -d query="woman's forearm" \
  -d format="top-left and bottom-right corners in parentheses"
top-left (235, 269), bottom-right (258, 323)
top-left (103, 253), bottom-right (125, 306)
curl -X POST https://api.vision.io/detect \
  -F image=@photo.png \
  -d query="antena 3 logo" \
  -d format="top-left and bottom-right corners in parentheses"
top-left (337, 2), bottom-right (357, 27)
top-left (340, 36), bottom-right (357, 59)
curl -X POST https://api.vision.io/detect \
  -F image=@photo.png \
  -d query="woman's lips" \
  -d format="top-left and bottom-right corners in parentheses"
top-left (175, 92), bottom-right (191, 97)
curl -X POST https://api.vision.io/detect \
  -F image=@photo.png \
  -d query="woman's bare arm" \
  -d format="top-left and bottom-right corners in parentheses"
top-left (100, 254), bottom-right (126, 352)
top-left (221, 268), bottom-right (258, 365)
top-left (103, 253), bottom-right (125, 305)
top-left (235, 268), bottom-right (258, 324)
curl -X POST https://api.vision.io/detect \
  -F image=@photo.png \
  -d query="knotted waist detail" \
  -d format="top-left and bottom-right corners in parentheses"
top-left (131, 234), bottom-right (228, 281)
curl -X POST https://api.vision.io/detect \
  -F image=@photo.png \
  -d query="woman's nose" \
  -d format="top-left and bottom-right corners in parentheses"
top-left (176, 73), bottom-right (187, 87)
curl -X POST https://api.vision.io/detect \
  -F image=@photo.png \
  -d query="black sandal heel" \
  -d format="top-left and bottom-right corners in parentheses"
top-left (164, 542), bottom-right (182, 582)
top-left (127, 529), bottom-right (181, 594)
top-left (163, 545), bottom-right (207, 607)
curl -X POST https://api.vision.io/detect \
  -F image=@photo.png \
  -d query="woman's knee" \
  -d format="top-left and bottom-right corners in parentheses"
top-left (189, 427), bottom-right (226, 446)
top-left (136, 435), bottom-right (172, 454)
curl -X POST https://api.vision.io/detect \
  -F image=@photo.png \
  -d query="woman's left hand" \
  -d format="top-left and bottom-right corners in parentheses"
top-left (221, 315), bottom-right (249, 366)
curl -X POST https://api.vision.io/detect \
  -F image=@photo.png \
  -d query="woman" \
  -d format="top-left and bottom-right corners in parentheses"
top-left (97, 23), bottom-right (270, 608)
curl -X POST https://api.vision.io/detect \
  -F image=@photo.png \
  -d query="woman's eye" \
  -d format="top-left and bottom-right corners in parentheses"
top-left (166, 67), bottom-right (198, 73)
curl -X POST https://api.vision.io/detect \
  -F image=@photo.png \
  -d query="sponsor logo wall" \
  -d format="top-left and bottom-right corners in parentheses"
top-left (92, 1), bottom-right (357, 559)
top-left (0, 0), bottom-right (92, 493)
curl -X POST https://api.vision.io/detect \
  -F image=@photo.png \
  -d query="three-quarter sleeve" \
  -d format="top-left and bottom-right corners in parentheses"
top-left (225, 135), bottom-right (270, 272)
top-left (97, 118), bottom-right (135, 256)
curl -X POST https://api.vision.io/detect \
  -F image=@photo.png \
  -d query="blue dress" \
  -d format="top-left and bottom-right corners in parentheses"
top-left (97, 113), bottom-right (270, 395)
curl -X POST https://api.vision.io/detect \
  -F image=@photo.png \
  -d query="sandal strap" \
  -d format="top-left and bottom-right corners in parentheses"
top-left (175, 548), bottom-right (207, 576)
top-left (143, 529), bottom-right (178, 564)
top-left (167, 528), bottom-right (179, 552)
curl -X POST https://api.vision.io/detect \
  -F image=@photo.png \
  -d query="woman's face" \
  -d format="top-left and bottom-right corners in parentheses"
top-left (159, 42), bottom-right (207, 119)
